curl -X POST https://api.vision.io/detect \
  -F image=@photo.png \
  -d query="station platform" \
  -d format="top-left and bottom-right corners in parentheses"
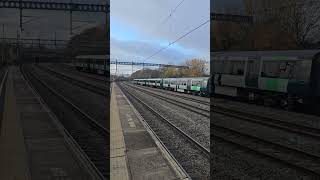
top-left (110, 82), bottom-right (189, 180)
top-left (0, 66), bottom-right (96, 179)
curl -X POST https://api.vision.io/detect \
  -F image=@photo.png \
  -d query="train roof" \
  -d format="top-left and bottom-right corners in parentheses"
top-left (211, 50), bottom-right (320, 60)
top-left (134, 77), bottom-right (209, 81)
top-left (75, 55), bottom-right (109, 59)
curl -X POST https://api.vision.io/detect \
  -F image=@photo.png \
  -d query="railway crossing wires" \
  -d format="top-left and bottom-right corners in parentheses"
top-left (137, 0), bottom-right (187, 64)
top-left (141, 18), bottom-right (210, 63)
top-left (0, 0), bottom-right (109, 33)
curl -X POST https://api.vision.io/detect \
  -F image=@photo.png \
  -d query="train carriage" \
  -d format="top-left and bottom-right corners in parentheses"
top-left (133, 77), bottom-right (211, 97)
top-left (212, 50), bottom-right (320, 109)
top-left (147, 78), bottom-right (162, 87)
top-left (162, 78), bottom-right (176, 91)
top-left (176, 78), bottom-right (189, 92)
top-left (154, 78), bottom-right (163, 88)
top-left (190, 77), bottom-right (209, 96)
top-left (73, 55), bottom-right (109, 75)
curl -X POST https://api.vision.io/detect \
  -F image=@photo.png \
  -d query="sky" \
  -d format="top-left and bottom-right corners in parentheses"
top-left (111, 0), bottom-right (210, 75)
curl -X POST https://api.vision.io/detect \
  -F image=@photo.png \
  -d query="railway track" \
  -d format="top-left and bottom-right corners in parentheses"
top-left (128, 82), bottom-right (320, 141)
top-left (130, 82), bottom-right (210, 105)
top-left (36, 64), bottom-right (107, 96)
top-left (21, 65), bottom-right (109, 179)
top-left (118, 82), bottom-right (210, 179)
top-left (128, 83), bottom-right (320, 137)
top-left (123, 82), bottom-right (210, 118)
top-left (212, 105), bottom-right (320, 176)
top-left (212, 104), bottom-right (320, 139)
top-left (0, 66), bottom-right (8, 134)
top-left (52, 64), bottom-right (108, 84)
top-left (213, 124), bottom-right (320, 176)
top-left (128, 82), bottom-right (320, 175)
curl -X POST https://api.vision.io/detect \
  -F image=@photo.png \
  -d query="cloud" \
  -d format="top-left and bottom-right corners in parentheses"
top-left (111, 0), bottom-right (210, 65)
top-left (111, 37), bottom-right (201, 64)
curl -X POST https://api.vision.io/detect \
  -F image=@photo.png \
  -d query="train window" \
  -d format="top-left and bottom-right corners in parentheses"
top-left (261, 61), bottom-right (295, 79)
top-left (192, 80), bottom-right (201, 86)
top-left (214, 60), bottom-right (245, 75)
top-left (293, 60), bottom-right (312, 81)
top-left (230, 61), bottom-right (245, 75)
top-left (213, 60), bottom-right (225, 74)
top-left (261, 61), bottom-right (280, 78)
top-left (279, 62), bottom-right (286, 70)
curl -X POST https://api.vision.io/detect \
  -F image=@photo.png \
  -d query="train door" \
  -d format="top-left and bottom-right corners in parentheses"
top-left (311, 54), bottom-right (320, 97)
top-left (187, 79), bottom-right (191, 92)
top-left (245, 57), bottom-right (260, 89)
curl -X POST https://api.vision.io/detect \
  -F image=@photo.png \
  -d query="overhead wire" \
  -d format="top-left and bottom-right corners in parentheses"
top-left (142, 18), bottom-right (210, 62)
top-left (159, 0), bottom-right (186, 26)
top-left (135, 0), bottom-right (187, 61)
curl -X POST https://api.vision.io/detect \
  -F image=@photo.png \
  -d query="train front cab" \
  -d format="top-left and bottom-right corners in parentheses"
top-left (208, 75), bottom-right (214, 97)
top-left (283, 53), bottom-right (320, 111)
top-left (309, 53), bottom-right (320, 112)
top-left (311, 53), bottom-right (320, 112)
top-left (200, 78), bottom-right (209, 97)
top-left (190, 78), bottom-right (209, 96)
top-left (311, 53), bottom-right (320, 102)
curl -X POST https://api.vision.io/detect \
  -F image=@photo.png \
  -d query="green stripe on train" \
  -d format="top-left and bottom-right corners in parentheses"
top-left (191, 86), bottom-right (201, 91)
top-left (271, 56), bottom-right (289, 60)
top-left (265, 79), bottom-right (287, 92)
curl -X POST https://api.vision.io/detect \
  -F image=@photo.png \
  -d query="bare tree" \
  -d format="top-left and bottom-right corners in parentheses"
top-left (279, 0), bottom-right (320, 48)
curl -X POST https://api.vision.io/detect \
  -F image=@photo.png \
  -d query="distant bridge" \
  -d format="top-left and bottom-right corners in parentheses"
top-left (75, 56), bottom-right (188, 69)
top-left (0, 1), bottom-right (109, 12)
top-left (211, 13), bottom-right (253, 23)
top-left (110, 60), bottom-right (188, 69)
top-left (0, 0), bottom-right (109, 32)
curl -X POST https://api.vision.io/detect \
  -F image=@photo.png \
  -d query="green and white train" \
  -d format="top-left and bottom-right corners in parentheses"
top-left (133, 77), bottom-right (211, 96)
top-left (212, 50), bottom-right (320, 109)
top-left (74, 55), bottom-right (109, 75)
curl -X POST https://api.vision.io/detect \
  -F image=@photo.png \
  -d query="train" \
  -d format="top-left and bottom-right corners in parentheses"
top-left (133, 77), bottom-right (212, 97)
top-left (73, 55), bottom-right (109, 75)
top-left (211, 50), bottom-right (320, 110)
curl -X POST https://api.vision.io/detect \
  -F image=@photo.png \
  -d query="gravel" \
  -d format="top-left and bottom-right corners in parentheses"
top-left (120, 83), bottom-right (210, 180)
top-left (27, 64), bottom-right (108, 129)
top-left (212, 137), bottom-right (319, 180)
top-left (215, 113), bottom-right (320, 156)
top-left (122, 82), bottom-right (210, 149)
top-left (22, 65), bottom-right (109, 177)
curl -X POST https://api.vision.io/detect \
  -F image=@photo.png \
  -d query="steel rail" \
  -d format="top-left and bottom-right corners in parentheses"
top-left (21, 65), bottom-right (108, 179)
top-left (36, 64), bottom-right (106, 96)
top-left (129, 82), bottom-right (210, 105)
top-left (129, 82), bottom-right (320, 142)
top-left (43, 64), bottom-right (108, 84)
top-left (119, 83), bottom-right (210, 158)
top-left (0, 68), bottom-right (8, 134)
top-left (23, 65), bottom-right (109, 134)
top-left (213, 124), bottom-right (320, 176)
top-left (212, 104), bottom-right (320, 139)
top-left (123, 83), bottom-right (210, 118)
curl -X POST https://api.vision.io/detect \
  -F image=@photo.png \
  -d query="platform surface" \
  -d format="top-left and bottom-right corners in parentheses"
top-left (0, 66), bottom-right (92, 180)
top-left (111, 82), bottom-right (188, 180)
